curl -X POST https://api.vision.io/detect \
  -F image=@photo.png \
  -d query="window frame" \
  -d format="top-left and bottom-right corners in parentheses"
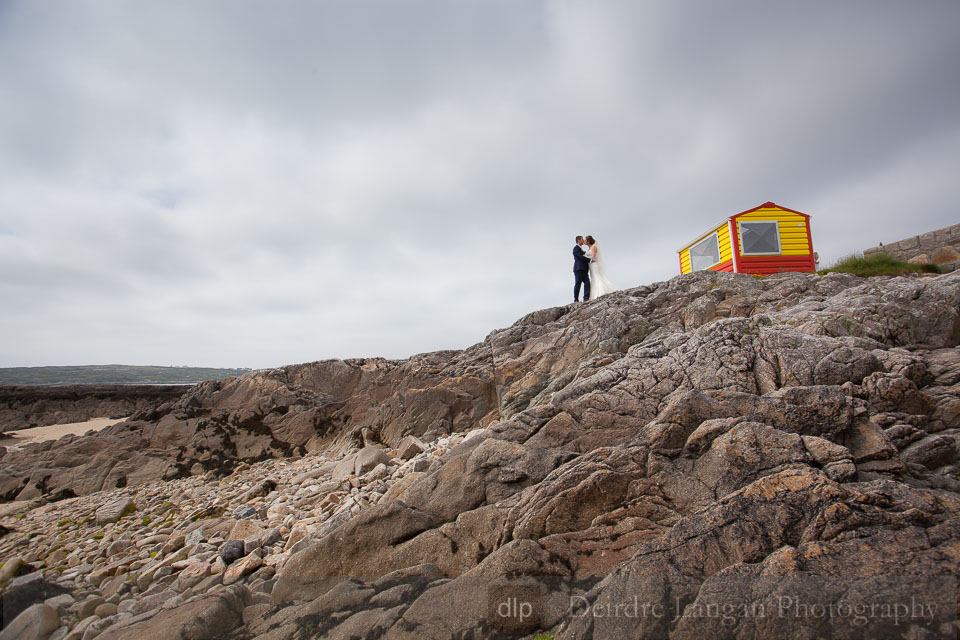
top-left (738, 220), bottom-right (782, 256)
top-left (688, 231), bottom-right (723, 272)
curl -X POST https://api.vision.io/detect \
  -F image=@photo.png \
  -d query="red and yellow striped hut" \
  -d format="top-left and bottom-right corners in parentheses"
top-left (678, 202), bottom-right (816, 276)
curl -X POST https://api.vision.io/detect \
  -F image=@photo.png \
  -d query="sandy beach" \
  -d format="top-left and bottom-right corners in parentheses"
top-left (0, 417), bottom-right (128, 448)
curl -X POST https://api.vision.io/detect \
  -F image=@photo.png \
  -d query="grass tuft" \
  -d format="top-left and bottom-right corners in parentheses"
top-left (819, 253), bottom-right (940, 277)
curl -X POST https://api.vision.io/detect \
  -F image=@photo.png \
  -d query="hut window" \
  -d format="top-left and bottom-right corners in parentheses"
top-left (689, 233), bottom-right (721, 271)
top-left (739, 221), bottom-right (781, 255)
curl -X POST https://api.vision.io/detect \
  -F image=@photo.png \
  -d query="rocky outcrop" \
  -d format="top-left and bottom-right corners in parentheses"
top-left (0, 385), bottom-right (191, 433)
top-left (1, 270), bottom-right (959, 639)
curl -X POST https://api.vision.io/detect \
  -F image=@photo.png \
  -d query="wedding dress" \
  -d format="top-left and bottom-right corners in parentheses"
top-left (587, 244), bottom-right (617, 299)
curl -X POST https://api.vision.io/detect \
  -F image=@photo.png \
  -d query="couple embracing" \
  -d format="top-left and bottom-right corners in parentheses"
top-left (573, 235), bottom-right (616, 302)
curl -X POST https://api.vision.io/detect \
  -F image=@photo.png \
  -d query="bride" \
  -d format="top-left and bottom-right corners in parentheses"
top-left (584, 235), bottom-right (616, 299)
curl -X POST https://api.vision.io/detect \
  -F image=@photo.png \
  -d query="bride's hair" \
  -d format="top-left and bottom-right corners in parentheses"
top-left (585, 235), bottom-right (596, 245)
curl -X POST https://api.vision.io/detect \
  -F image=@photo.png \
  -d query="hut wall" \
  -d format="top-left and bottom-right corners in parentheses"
top-left (734, 206), bottom-right (815, 274)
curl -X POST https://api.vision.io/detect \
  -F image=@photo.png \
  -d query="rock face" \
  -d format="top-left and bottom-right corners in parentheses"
top-left (0, 385), bottom-right (191, 433)
top-left (1, 270), bottom-right (960, 639)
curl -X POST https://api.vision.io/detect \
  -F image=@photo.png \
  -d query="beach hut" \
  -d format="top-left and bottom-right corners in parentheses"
top-left (677, 202), bottom-right (816, 276)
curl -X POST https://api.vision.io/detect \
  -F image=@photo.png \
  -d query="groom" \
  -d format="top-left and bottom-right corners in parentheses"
top-left (573, 235), bottom-right (591, 302)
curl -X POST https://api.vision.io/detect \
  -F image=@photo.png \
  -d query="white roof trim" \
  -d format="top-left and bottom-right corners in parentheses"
top-left (677, 218), bottom-right (732, 253)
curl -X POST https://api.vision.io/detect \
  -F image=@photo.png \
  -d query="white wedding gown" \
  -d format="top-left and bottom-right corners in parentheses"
top-left (587, 244), bottom-right (617, 299)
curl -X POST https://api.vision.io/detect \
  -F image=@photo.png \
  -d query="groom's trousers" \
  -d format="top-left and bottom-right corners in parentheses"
top-left (574, 270), bottom-right (591, 301)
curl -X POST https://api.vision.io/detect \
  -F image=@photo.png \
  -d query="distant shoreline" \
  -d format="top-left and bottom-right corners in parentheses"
top-left (5, 381), bottom-right (202, 387)
top-left (0, 364), bottom-right (252, 385)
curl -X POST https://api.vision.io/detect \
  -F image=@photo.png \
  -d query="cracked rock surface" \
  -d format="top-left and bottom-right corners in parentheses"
top-left (1, 270), bottom-right (959, 639)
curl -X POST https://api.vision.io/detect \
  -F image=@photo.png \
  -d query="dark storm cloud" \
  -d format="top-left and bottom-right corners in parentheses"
top-left (1, 1), bottom-right (958, 368)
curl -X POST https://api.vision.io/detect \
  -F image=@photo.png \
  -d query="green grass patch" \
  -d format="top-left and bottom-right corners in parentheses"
top-left (819, 253), bottom-right (940, 277)
top-left (532, 634), bottom-right (555, 640)
top-left (141, 515), bottom-right (151, 526)
top-left (92, 532), bottom-right (104, 540)
top-left (57, 519), bottom-right (73, 528)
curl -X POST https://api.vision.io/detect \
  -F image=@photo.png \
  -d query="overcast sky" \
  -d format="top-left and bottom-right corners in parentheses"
top-left (1, 1), bottom-right (958, 369)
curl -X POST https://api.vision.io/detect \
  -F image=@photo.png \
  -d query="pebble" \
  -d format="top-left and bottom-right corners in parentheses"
top-left (234, 506), bottom-right (257, 520)
top-left (220, 540), bottom-right (246, 565)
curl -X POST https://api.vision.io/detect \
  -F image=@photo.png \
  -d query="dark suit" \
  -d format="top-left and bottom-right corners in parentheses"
top-left (573, 244), bottom-right (591, 302)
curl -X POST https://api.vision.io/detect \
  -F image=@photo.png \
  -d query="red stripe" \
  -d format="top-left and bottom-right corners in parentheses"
top-left (709, 260), bottom-right (734, 272)
top-left (739, 256), bottom-right (814, 265)
top-left (737, 255), bottom-right (815, 275)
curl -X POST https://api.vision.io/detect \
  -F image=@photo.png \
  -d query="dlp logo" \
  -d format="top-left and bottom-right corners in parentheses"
top-left (488, 584), bottom-right (544, 635)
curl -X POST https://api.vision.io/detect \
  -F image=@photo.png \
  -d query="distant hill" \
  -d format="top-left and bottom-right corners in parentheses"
top-left (0, 365), bottom-right (252, 385)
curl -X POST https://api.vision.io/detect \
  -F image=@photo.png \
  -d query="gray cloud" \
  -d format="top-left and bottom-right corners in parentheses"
top-left (1, 1), bottom-right (958, 368)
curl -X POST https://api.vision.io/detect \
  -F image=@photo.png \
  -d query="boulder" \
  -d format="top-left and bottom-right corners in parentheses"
top-left (175, 562), bottom-right (211, 590)
top-left (354, 446), bottom-right (391, 476)
top-left (233, 506), bottom-right (257, 520)
top-left (77, 598), bottom-right (105, 620)
top-left (95, 498), bottom-right (135, 524)
top-left (92, 603), bottom-right (118, 619)
top-left (227, 519), bottom-right (264, 542)
top-left (0, 573), bottom-right (69, 626)
top-left (92, 586), bottom-right (248, 640)
top-left (0, 603), bottom-right (58, 640)
top-left (265, 503), bottom-right (292, 521)
top-left (397, 436), bottom-right (427, 460)
top-left (223, 553), bottom-right (262, 586)
top-left (332, 454), bottom-right (357, 481)
top-left (931, 246), bottom-right (960, 264)
top-left (401, 437), bottom-right (571, 524)
top-left (220, 540), bottom-right (246, 565)
top-left (899, 432), bottom-right (958, 469)
top-left (272, 501), bottom-right (435, 604)
top-left (0, 556), bottom-right (25, 589)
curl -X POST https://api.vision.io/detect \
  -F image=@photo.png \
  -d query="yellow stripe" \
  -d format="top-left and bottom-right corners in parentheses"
top-left (716, 224), bottom-right (729, 262)
top-left (739, 211), bottom-right (803, 217)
